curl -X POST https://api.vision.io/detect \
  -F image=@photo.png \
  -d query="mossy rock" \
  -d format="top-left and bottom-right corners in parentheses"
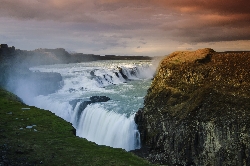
top-left (135, 49), bottom-right (250, 165)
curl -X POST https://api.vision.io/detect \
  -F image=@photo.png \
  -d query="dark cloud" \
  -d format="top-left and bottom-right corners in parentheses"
top-left (153, 0), bottom-right (250, 15)
top-left (0, 0), bottom-right (95, 22)
top-left (118, 0), bottom-right (245, 43)
top-left (0, 0), bottom-right (249, 55)
top-left (154, 0), bottom-right (250, 43)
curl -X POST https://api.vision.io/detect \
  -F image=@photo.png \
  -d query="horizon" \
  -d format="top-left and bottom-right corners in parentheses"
top-left (2, 43), bottom-right (250, 58)
top-left (1, 0), bottom-right (250, 57)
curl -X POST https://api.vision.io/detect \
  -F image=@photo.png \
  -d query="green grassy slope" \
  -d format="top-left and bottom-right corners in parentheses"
top-left (0, 88), bottom-right (153, 165)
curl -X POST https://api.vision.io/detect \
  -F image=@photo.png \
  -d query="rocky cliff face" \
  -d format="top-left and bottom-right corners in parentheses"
top-left (0, 46), bottom-right (63, 98)
top-left (0, 64), bottom-right (62, 99)
top-left (135, 49), bottom-right (250, 165)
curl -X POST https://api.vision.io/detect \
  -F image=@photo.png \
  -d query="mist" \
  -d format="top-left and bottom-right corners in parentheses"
top-left (0, 44), bottom-right (154, 105)
top-left (0, 46), bottom-right (65, 104)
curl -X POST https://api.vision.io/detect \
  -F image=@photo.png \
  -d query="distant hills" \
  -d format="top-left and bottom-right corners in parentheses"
top-left (0, 44), bottom-right (152, 67)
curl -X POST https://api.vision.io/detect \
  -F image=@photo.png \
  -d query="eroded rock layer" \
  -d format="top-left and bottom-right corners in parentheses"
top-left (135, 49), bottom-right (250, 165)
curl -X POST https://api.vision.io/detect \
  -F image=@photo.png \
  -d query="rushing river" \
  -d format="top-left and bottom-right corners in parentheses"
top-left (26, 60), bottom-right (155, 151)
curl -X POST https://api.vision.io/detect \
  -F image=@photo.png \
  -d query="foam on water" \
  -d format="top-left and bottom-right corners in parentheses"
top-left (28, 60), bottom-right (155, 151)
top-left (30, 95), bottom-right (73, 122)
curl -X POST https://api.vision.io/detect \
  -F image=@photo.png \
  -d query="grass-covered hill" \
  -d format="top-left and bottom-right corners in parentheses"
top-left (0, 88), bottom-right (153, 166)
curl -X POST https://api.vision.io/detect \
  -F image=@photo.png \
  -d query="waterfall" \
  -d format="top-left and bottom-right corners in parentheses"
top-left (27, 60), bottom-right (155, 151)
top-left (76, 103), bottom-right (140, 151)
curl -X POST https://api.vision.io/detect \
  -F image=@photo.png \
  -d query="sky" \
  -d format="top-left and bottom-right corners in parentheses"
top-left (0, 0), bottom-right (250, 56)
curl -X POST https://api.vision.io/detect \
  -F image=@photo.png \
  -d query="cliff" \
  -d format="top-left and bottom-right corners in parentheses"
top-left (135, 49), bottom-right (250, 165)
top-left (0, 62), bottom-right (62, 99)
top-left (0, 45), bottom-right (64, 98)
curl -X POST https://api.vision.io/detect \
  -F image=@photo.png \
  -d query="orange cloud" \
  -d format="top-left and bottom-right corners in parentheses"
top-left (0, 0), bottom-right (249, 53)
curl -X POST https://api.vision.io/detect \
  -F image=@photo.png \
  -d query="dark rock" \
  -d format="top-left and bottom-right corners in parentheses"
top-left (71, 96), bottom-right (111, 122)
top-left (71, 128), bottom-right (76, 136)
top-left (118, 67), bottom-right (128, 80)
top-left (130, 146), bottom-right (150, 159)
top-left (135, 49), bottom-right (250, 165)
top-left (1, 63), bottom-right (63, 97)
top-left (15, 149), bottom-right (25, 154)
top-left (90, 96), bottom-right (110, 102)
top-left (69, 88), bottom-right (76, 93)
top-left (78, 96), bottom-right (110, 111)
top-left (115, 72), bottom-right (120, 78)
top-left (78, 101), bottom-right (92, 112)
top-left (70, 96), bottom-right (110, 111)
top-left (90, 70), bottom-right (95, 76)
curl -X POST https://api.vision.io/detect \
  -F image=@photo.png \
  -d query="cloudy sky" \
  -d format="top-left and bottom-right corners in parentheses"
top-left (0, 0), bottom-right (250, 56)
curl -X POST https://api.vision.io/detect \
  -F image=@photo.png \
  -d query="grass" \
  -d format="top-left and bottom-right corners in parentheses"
top-left (0, 88), bottom-right (153, 165)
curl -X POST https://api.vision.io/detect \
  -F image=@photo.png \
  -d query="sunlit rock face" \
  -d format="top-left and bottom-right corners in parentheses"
top-left (135, 49), bottom-right (250, 165)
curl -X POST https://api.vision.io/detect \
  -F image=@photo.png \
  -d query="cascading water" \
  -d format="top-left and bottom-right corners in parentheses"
top-left (27, 60), bottom-right (155, 151)
top-left (77, 104), bottom-right (140, 150)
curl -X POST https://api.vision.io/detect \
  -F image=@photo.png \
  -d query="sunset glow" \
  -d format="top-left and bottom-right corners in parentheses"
top-left (0, 0), bottom-right (249, 56)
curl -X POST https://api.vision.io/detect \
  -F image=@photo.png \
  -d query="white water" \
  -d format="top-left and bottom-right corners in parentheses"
top-left (27, 60), bottom-right (155, 151)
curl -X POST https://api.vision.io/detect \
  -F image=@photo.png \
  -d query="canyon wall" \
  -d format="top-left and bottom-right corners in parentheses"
top-left (135, 49), bottom-right (250, 165)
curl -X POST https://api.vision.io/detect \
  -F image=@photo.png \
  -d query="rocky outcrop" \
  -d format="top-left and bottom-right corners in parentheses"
top-left (0, 65), bottom-right (62, 98)
top-left (135, 49), bottom-right (250, 165)
top-left (70, 96), bottom-right (111, 110)
top-left (69, 96), bottom-right (111, 123)
top-left (0, 46), bottom-right (64, 97)
top-left (21, 71), bottom-right (62, 96)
